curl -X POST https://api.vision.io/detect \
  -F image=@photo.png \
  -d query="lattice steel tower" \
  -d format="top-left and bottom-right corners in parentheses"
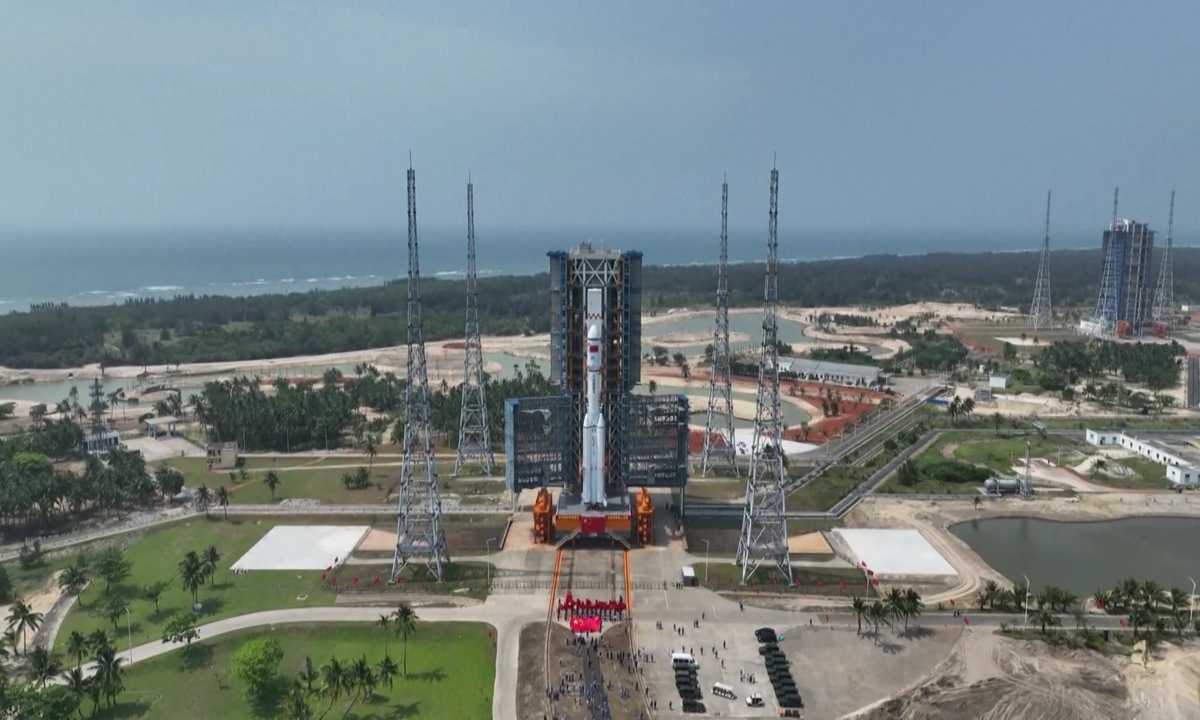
top-left (1088, 187), bottom-right (1123, 339)
top-left (392, 163), bottom-right (450, 582)
top-left (701, 178), bottom-right (738, 477)
top-left (1151, 191), bottom-right (1176, 334)
top-left (455, 178), bottom-right (494, 476)
top-left (735, 167), bottom-right (793, 585)
top-left (1027, 191), bottom-right (1053, 331)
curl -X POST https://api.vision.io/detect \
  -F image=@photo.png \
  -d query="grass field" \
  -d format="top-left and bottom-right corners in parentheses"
top-left (696, 562), bottom-right (875, 596)
top-left (927, 432), bottom-right (1085, 474)
top-left (684, 479), bottom-right (746, 500)
top-left (54, 518), bottom-right (339, 652)
top-left (92, 622), bottom-right (495, 720)
top-left (1089, 456), bottom-right (1174, 490)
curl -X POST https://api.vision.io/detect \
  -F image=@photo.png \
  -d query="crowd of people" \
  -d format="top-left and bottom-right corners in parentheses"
top-left (555, 592), bottom-right (627, 621)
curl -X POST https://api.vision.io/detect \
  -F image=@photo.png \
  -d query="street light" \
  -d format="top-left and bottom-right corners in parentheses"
top-left (123, 605), bottom-right (133, 664)
top-left (485, 538), bottom-right (495, 589)
top-left (1022, 574), bottom-right (1031, 630)
top-left (702, 540), bottom-right (710, 585)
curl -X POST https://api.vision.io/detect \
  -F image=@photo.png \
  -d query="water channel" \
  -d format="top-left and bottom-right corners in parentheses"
top-left (950, 516), bottom-right (1200, 597)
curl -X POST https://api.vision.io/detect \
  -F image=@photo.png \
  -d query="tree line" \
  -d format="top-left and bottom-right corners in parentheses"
top-left (6, 246), bottom-right (1199, 369)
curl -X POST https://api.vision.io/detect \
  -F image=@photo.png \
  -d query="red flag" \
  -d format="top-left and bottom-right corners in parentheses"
top-left (871, 578), bottom-right (879, 586)
top-left (861, 561), bottom-right (867, 567)
top-left (772, 576), bottom-right (777, 585)
top-left (824, 614), bottom-right (829, 622)
top-left (321, 573), bottom-right (326, 581)
top-left (1119, 618), bottom-right (1126, 628)
top-left (867, 569), bottom-right (874, 576)
top-left (817, 579), bottom-right (823, 587)
top-left (326, 565), bottom-right (331, 572)
top-left (949, 598), bottom-right (955, 607)
top-left (863, 581), bottom-right (868, 588)
top-left (332, 577), bottom-right (337, 586)
top-left (374, 575), bottom-right (380, 584)
top-left (839, 580), bottom-right (846, 589)
top-left (1095, 601), bottom-right (1103, 610)
top-left (963, 617), bottom-right (969, 625)
top-left (334, 557), bottom-right (339, 563)
top-left (352, 576), bottom-right (358, 585)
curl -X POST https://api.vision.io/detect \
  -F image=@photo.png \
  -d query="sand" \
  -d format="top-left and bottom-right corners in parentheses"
top-left (787, 531), bottom-right (833, 555)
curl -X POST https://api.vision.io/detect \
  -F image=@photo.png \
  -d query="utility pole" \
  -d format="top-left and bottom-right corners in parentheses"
top-left (391, 161), bottom-right (451, 583)
top-left (702, 176), bottom-right (738, 477)
top-left (456, 176), bottom-right (494, 476)
top-left (735, 164), bottom-right (793, 585)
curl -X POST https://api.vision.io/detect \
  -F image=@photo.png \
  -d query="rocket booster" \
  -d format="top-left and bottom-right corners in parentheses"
top-left (581, 323), bottom-right (607, 506)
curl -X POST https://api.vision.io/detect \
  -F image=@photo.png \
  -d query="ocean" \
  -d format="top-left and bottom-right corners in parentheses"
top-left (0, 227), bottom-right (1088, 311)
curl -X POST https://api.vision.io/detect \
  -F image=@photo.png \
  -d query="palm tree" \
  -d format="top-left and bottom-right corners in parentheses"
top-left (280, 678), bottom-right (313, 720)
top-left (375, 654), bottom-right (398, 691)
top-left (203, 546), bottom-right (221, 586)
top-left (216, 486), bottom-right (230, 519)
top-left (179, 551), bottom-right (205, 607)
top-left (391, 604), bottom-right (419, 677)
top-left (195, 484), bottom-right (211, 512)
top-left (903, 588), bottom-right (924, 629)
top-left (29, 645), bottom-right (62, 686)
top-left (87, 629), bottom-right (112, 657)
top-left (263, 470), bottom-right (281, 502)
top-left (65, 666), bottom-right (89, 714)
top-left (851, 596), bottom-right (866, 635)
top-left (319, 657), bottom-right (348, 720)
top-left (885, 587), bottom-right (907, 630)
top-left (297, 656), bottom-right (319, 696)
top-left (344, 655), bottom-right (375, 717)
top-left (375, 614), bottom-right (393, 653)
top-left (1140, 580), bottom-right (1167, 611)
top-left (93, 644), bottom-right (125, 708)
top-left (58, 564), bottom-right (90, 596)
top-left (67, 630), bottom-right (90, 669)
top-left (1128, 606), bottom-right (1154, 639)
top-left (1031, 605), bottom-right (1059, 634)
top-left (1092, 588), bottom-right (1112, 613)
top-left (7, 599), bottom-right (44, 654)
top-left (364, 434), bottom-right (379, 471)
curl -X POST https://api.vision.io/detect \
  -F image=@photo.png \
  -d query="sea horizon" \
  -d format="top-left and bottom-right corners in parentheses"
top-left (0, 226), bottom-right (1115, 312)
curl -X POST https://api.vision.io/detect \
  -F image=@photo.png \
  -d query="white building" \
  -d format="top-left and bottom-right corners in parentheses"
top-left (1084, 429), bottom-right (1200, 484)
top-left (779, 357), bottom-right (881, 387)
top-left (205, 442), bottom-right (239, 472)
top-left (988, 374), bottom-right (1010, 389)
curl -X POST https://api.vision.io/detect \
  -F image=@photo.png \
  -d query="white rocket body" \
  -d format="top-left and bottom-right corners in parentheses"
top-left (581, 322), bottom-right (607, 506)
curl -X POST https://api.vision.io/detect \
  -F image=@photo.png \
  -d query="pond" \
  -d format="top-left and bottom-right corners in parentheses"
top-left (949, 516), bottom-right (1200, 596)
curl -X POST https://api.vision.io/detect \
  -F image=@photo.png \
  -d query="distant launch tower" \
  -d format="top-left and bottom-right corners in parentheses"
top-left (735, 167), bottom-right (793, 585)
top-left (1082, 188), bottom-right (1155, 339)
top-left (1026, 191), bottom-right (1053, 331)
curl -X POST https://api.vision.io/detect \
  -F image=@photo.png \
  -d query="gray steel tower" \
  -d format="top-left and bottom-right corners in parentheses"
top-left (1087, 188), bottom-right (1123, 339)
top-left (701, 179), bottom-right (738, 477)
top-left (1151, 191), bottom-right (1176, 334)
top-left (455, 178), bottom-right (494, 476)
top-left (392, 164), bottom-right (451, 583)
top-left (735, 167), bottom-right (793, 585)
top-left (1026, 191), bottom-right (1053, 331)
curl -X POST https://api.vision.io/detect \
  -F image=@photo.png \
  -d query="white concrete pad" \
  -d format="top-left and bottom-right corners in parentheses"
top-left (231, 525), bottom-right (370, 571)
top-left (124, 435), bottom-right (204, 462)
top-left (729, 428), bottom-right (817, 456)
top-left (831, 528), bottom-right (957, 576)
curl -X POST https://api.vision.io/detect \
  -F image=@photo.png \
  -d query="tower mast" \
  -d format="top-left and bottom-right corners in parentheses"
top-left (1151, 191), bottom-right (1176, 335)
top-left (1089, 187), bottom-right (1122, 339)
top-left (701, 177), bottom-right (738, 476)
top-left (392, 162), bottom-right (451, 582)
top-left (1027, 191), bottom-right (1053, 331)
top-left (735, 164), bottom-right (793, 585)
top-left (456, 176), bottom-right (494, 475)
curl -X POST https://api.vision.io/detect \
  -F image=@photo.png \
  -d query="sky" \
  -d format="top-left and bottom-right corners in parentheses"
top-left (0, 0), bottom-right (1197, 240)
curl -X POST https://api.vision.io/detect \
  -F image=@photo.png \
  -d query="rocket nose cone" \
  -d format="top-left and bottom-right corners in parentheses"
top-left (587, 324), bottom-right (600, 341)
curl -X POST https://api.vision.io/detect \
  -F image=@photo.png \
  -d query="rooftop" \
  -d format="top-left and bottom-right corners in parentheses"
top-left (780, 357), bottom-right (880, 379)
top-left (144, 415), bottom-right (178, 426)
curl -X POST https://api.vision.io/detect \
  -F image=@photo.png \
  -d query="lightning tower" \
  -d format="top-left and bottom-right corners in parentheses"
top-left (701, 178), bottom-right (738, 476)
top-left (455, 177), bottom-right (494, 475)
top-left (392, 163), bottom-right (451, 582)
top-left (735, 166), bottom-right (793, 585)
top-left (1087, 187), bottom-right (1122, 339)
top-left (1151, 191), bottom-right (1176, 336)
top-left (1027, 191), bottom-right (1053, 330)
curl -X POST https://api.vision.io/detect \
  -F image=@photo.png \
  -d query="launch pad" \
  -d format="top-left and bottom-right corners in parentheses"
top-left (508, 242), bottom-right (687, 546)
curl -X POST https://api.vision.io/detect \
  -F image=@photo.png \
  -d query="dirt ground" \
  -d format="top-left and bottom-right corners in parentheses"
top-left (515, 622), bottom-right (554, 720)
top-left (851, 630), bottom-right (1136, 720)
top-left (517, 621), bottom-right (645, 720)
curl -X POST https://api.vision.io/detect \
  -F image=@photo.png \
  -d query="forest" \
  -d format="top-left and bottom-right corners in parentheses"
top-left (1, 246), bottom-right (1197, 369)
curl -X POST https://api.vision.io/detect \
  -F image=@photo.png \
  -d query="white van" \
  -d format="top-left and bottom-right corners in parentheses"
top-left (712, 682), bottom-right (736, 699)
top-left (671, 652), bottom-right (696, 667)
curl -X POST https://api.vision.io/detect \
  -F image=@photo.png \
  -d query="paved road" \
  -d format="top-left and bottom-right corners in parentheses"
top-left (71, 597), bottom-right (542, 720)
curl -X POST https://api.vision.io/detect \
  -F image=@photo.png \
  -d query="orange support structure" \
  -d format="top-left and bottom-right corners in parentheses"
top-left (634, 489), bottom-right (654, 546)
top-left (532, 489), bottom-right (554, 544)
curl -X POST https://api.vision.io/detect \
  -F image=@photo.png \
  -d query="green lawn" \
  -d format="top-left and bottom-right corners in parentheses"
top-left (55, 518), bottom-right (338, 652)
top-left (696, 562), bottom-right (875, 596)
top-left (1089, 456), bottom-right (1174, 490)
top-left (92, 622), bottom-right (495, 720)
top-left (948, 434), bottom-right (1083, 474)
top-left (684, 480), bottom-right (746, 501)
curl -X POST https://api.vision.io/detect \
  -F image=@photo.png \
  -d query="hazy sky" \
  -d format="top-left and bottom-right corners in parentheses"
top-left (0, 1), bottom-right (1196, 238)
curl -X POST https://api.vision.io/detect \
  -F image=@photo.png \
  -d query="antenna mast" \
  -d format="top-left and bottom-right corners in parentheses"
top-left (702, 177), bottom-right (738, 476)
top-left (456, 177), bottom-right (494, 475)
top-left (1088, 187), bottom-right (1122, 339)
top-left (1151, 191), bottom-right (1176, 335)
top-left (1027, 191), bottom-right (1053, 330)
top-left (735, 164), bottom-right (793, 585)
top-left (392, 162), bottom-right (451, 582)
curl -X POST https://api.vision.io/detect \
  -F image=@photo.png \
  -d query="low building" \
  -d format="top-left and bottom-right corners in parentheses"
top-left (144, 415), bottom-right (179, 439)
top-left (1084, 429), bottom-right (1200, 484)
top-left (988, 374), bottom-right (1010, 389)
top-left (779, 357), bottom-right (881, 387)
top-left (81, 430), bottom-right (121, 455)
top-left (205, 442), bottom-right (239, 472)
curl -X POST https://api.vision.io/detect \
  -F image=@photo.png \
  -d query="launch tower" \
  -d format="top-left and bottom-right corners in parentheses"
top-left (505, 242), bottom-right (689, 544)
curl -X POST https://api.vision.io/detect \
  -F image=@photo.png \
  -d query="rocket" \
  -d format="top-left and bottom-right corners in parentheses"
top-left (581, 323), bottom-right (607, 506)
